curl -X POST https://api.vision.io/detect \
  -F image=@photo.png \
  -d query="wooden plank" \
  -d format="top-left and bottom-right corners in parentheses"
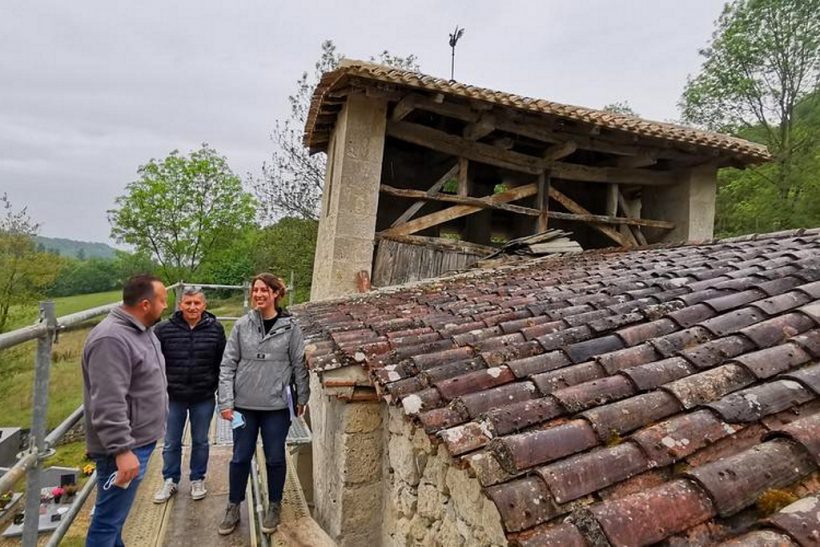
top-left (402, 93), bottom-right (702, 161)
top-left (548, 187), bottom-right (628, 246)
top-left (382, 182), bottom-right (539, 236)
top-left (387, 119), bottom-right (544, 175)
top-left (617, 155), bottom-right (658, 168)
top-left (391, 94), bottom-right (418, 122)
top-left (458, 157), bottom-right (470, 196)
top-left (537, 172), bottom-right (550, 233)
top-left (376, 233), bottom-right (494, 256)
top-left (386, 120), bottom-right (677, 185)
top-left (390, 162), bottom-right (459, 227)
top-left (544, 141), bottom-right (577, 161)
top-left (464, 114), bottom-right (496, 141)
top-left (606, 184), bottom-right (619, 216)
top-left (543, 210), bottom-right (674, 229)
top-left (380, 184), bottom-right (540, 216)
top-left (618, 191), bottom-right (649, 245)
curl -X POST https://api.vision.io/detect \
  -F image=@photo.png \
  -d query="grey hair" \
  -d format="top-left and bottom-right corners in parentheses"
top-left (182, 286), bottom-right (206, 302)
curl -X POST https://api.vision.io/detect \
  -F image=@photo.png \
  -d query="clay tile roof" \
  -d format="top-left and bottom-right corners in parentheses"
top-left (304, 60), bottom-right (771, 164)
top-left (295, 228), bottom-right (820, 545)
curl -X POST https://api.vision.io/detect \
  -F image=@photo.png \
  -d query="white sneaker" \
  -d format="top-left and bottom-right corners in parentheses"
top-left (191, 479), bottom-right (207, 500)
top-left (153, 478), bottom-right (178, 504)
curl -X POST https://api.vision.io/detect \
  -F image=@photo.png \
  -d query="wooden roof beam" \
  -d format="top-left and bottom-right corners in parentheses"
top-left (381, 181), bottom-right (539, 237)
top-left (380, 184), bottom-right (540, 216)
top-left (548, 187), bottom-right (629, 247)
top-left (399, 92), bottom-right (708, 162)
top-left (386, 120), bottom-right (677, 186)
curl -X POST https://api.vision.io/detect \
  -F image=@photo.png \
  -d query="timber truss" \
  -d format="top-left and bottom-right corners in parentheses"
top-left (334, 86), bottom-right (693, 251)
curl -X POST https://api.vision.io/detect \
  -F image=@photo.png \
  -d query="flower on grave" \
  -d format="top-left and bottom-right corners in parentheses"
top-left (83, 464), bottom-right (95, 476)
top-left (51, 487), bottom-right (64, 498)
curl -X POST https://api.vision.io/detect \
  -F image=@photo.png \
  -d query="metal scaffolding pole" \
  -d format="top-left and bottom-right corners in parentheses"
top-left (21, 301), bottom-right (57, 547)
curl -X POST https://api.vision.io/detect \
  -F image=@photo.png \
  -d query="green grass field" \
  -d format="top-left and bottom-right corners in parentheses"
top-left (4, 290), bottom-right (121, 332)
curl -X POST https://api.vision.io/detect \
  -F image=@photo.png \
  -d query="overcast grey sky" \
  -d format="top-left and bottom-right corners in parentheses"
top-left (1, 1), bottom-right (725, 244)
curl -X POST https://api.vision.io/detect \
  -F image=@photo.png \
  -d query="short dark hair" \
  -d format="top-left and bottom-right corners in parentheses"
top-left (123, 274), bottom-right (161, 306)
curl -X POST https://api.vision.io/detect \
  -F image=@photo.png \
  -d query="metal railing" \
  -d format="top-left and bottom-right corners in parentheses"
top-left (0, 299), bottom-right (120, 546)
top-left (0, 277), bottom-right (297, 545)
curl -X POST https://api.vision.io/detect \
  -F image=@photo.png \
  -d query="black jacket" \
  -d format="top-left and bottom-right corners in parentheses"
top-left (154, 311), bottom-right (226, 402)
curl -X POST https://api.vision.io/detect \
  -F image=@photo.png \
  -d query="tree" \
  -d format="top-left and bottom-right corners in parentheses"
top-left (0, 194), bottom-right (62, 332)
top-left (49, 257), bottom-right (120, 297)
top-left (252, 218), bottom-right (319, 304)
top-left (252, 40), bottom-right (420, 223)
top-left (681, 0), bottom-right (820, 226)
top-left (109, 145), bottom-right (257, 281)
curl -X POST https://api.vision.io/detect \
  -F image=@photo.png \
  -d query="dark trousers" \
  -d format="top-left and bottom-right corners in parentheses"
top-left (229, 408), bottom-right (290, 504)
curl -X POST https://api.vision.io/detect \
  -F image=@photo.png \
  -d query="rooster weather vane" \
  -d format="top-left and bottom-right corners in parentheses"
top-left (449, 25), bottom-right (465, 82)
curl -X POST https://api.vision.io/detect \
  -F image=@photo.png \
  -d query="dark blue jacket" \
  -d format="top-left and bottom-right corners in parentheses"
top-left (155, 311), bottom-right (226, 402)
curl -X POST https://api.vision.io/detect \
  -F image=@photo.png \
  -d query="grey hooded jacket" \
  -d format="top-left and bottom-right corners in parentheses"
top-left (218, 310), bottom-right (310, 411)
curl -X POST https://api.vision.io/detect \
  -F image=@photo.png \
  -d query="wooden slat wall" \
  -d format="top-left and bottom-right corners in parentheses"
top-left (372, 239), bottom-right (480, 287)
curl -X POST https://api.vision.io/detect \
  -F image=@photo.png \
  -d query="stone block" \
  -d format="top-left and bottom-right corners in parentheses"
top-left (421, 449), bottom-right (449, 495)
top-left (388, 406), bottom-right (409, 435)
top-left (389, 433), bottom-right (420, 487)
top-left (436, 517), bottom-right (467, 547)
top-left (339, 481), bottom-right (383, 535)
top-left (417, 482), bottom-right (446, 520)
top-left (342, 431), bottom-right (383, 485)
top-left (343, 401), bottom-right (383, 434)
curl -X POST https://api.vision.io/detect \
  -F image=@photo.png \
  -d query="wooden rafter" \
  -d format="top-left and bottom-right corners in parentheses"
top-left (380, 185), bottom-right (540, 216)
top-left (548, 187), bottom-right (628, 246)
top-left (618, 191), bottom-right (649, 245)
top-left (376, 233), bottom-right (495, 256)
top-left (386, 120), bottom-right (677, 185)
top-left (381, 182), bottom-right (539, 237)
top-left (389, 163), bottom-right (459, 228)
top-left (396, 92), bottom-right (703, 161)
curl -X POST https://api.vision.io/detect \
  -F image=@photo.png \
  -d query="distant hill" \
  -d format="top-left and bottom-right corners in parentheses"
top-left (35, 236), bottom-right (118, 259)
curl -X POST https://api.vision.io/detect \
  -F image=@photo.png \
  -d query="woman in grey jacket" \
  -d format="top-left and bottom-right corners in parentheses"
top-left (216, 273), bottom-right (310, 535)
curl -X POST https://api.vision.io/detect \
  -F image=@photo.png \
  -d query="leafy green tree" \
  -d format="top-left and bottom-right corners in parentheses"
top-left (49, 257), bottom-right (120, 297)
top-left (0, 194), bottom-right (62, 332)
top-left (252, 218), bottom-right (318, 304)
top-left (252, 40), bottom-right (420, 222)
top-left (109, 145), bottom-right (257, 281)
top-left (197, 228), bottom-right (259, 286)
top-left (681, 0), bottom-right (820, 229)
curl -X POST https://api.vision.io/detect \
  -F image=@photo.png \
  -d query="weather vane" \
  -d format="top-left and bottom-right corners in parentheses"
top-left (449, 25), bottom-right (465, 81)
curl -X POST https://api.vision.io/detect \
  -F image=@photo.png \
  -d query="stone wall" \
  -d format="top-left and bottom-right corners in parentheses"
top-left (311, 374), bottom-right (386, 546)
top-left (383, 406), bottom-right (507, 546)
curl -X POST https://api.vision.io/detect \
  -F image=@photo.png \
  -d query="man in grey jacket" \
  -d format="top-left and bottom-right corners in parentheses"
top-left (82, 274), bottom-right (168, 546)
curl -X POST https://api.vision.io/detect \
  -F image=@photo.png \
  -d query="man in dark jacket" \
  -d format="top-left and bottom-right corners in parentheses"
top-left (83, 274), bottom-right (168, 546)
top-left (152, 286), bottom-right (226, 503)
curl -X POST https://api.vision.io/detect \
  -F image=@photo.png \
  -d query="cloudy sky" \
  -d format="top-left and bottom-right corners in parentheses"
top-left (1, 1), bottom-right (725, 244)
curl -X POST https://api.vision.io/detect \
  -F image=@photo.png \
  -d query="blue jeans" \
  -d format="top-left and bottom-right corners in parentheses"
top-left (86, 442), bottom-right (156, 547)
top-left (162, 397), bottom-right (215, 482)
top-left (229, 408), bottom-right (290, 504)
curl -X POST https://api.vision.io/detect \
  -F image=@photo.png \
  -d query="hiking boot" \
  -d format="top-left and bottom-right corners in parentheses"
top-left (261, 501), bottom-right (281, 534)
top-left (190, 479), bottom-right (207, 500)
top-left (152, 478), bottom-right (178, 504)
top-left (218, 503), bottom-right (240, 535)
